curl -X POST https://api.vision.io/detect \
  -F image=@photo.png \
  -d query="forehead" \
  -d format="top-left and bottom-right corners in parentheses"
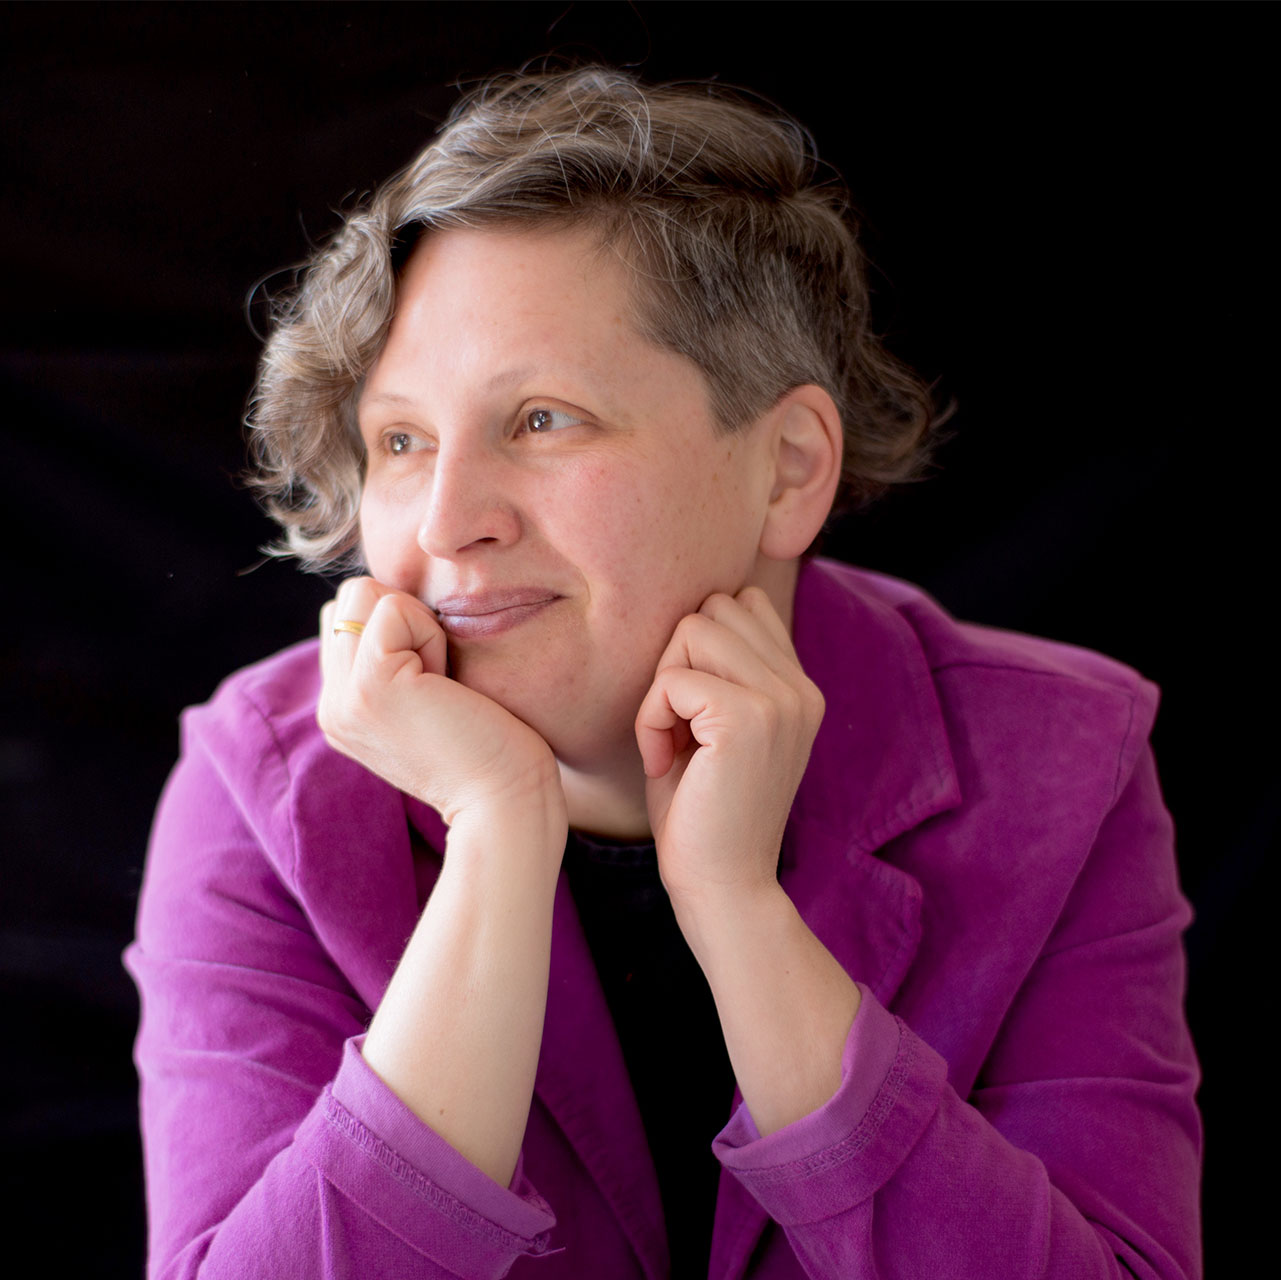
top-left (397, 223), bottom-right (630, 332)
top-left (362, 224), bottom-right (713, 421)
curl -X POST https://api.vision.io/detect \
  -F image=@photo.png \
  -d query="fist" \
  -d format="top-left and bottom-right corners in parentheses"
top-left (318, 577), bottom-right (563, 827)
top-left (635, 586), bottom-right (824, 908)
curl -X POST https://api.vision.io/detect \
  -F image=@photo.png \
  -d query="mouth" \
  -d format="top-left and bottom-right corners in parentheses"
top-left (431, 589), bottom-right (563, 639)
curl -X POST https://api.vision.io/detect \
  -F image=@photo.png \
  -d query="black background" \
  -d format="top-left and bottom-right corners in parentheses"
top-left (2, 3), bottom-right (1269, 1274)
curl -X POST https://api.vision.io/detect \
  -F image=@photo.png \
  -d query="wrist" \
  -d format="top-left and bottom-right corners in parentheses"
top-left (445, 788), bottom-right (569, 881)
top-left (444, 749), bottom-right (567, 832)
top-left (669, 876), bottom-right (792, 975)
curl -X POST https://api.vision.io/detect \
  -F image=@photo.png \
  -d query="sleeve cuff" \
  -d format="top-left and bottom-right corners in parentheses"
top-left (712, 985), bottom-right (947, 1224)
top-left (295, 1036), bottom-right (556, 1270)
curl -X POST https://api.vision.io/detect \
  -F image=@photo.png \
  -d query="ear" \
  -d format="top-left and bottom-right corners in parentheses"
top-left (757, 385), bottom-right (843, 560)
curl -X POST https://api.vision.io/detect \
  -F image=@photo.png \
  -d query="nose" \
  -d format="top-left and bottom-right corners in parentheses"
top-left (415, 440), bottom-right (522, 558)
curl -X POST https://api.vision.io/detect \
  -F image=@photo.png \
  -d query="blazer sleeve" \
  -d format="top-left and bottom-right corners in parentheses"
top-left (712, 739), bottom-right (1201, 1280)
top-left (125, 683), bottom-right (556, 1279)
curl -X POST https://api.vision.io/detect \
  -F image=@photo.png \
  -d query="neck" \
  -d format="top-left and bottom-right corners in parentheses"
top-left (753, 554), bottom-right (800, 635)
top-left (559, 744), bottom-right (652, 840)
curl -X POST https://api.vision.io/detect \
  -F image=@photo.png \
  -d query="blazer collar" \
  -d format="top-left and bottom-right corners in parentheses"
top-left (790, 558), bottom-right (960, 860)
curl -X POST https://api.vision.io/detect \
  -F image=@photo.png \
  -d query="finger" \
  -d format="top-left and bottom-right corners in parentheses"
top-left (635, 664), bottom-right (688, 777)
top-left (733, 585), bottom-right (796, 655)
top-left (332, 575), bottom-right (388, 625)
top-left (653, 609), bottom-right (786, 694)
top-left (319, 600), bottom-right (366, 681)
top-left (320, 577), bottom-right (382, 690)
top-left (355, 590), bottom-right (448, 680)
top-left (635, 695), bottom-right (695, 779)
top-left (651, 666), bottom-right (762, 745)
top-left (723, 590), bottom-right (823, 733)
top-left (697, 589), bottom-right (798, 673)
top-left (636, 666), bottom-right (743, 776)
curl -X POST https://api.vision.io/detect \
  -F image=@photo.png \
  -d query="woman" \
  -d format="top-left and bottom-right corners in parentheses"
top-left (126, 67), bottom-right (1201, 1278)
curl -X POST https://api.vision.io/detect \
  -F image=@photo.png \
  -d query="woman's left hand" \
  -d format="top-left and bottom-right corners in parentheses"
top-left (636, 587), bottom-right (859, 1137)
top-left (635, 586), bottom-right (825, 916)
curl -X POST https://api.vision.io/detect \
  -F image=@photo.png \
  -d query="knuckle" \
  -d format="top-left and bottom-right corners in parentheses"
top-left (777, 683), bottom-right (803, 718)
top-left (670, 611), bottom-right (712, 652)
top-left (743, 688), bottom-right (779, 732)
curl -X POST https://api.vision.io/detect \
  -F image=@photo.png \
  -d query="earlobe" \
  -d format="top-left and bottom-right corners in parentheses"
top-left (758, 386), bottom-right (843, 560)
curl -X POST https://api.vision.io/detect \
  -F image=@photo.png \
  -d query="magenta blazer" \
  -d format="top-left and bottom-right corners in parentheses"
top-left (126, 558), bottom-right (1201, 1278)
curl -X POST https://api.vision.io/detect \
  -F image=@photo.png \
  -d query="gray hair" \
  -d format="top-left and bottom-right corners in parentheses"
top-left (247, 66), bottom-right (938, 569)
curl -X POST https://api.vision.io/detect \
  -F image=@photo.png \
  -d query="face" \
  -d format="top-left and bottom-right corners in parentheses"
top-left (357, 225), bottom-right (781, 772)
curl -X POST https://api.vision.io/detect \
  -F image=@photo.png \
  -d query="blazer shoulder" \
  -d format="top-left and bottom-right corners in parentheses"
top-left (172, 639), bottom-right (383, 877)
top-left (170, 638), bottom-right (418, 907)
top-left (829, 561), bottom-right (1156, 706)
top-left (808, 560), bottom-right (1159, 801)
top-left (182, 637), bottom-right (324, 759)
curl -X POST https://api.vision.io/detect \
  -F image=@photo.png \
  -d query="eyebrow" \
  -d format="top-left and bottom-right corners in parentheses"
top-left (360, 391), bottom-right (416, 409)
top-left (361, 367), bottom-right (543, 411)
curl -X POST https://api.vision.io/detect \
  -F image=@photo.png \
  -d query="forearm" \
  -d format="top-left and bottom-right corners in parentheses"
top-left (362, 803), bottom-right (567, 1187)
top-left (674, 883), bottom-right (861, 1137)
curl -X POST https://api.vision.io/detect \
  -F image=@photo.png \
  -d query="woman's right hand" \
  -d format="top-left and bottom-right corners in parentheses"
top-left (318, 576), bottom-right (565, 831)
top-left (319, 577), bottom-right (567, 1186)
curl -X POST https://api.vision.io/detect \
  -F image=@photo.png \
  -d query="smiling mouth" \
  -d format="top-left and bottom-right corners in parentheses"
top-left (431, 590), bottom-right (562, 639)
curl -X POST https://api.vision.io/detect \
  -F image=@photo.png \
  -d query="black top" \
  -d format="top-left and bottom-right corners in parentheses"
top-left (564, 831), bottom-right (737, 1277)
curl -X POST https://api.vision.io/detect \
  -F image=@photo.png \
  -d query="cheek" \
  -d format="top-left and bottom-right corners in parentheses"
top-left (565, 458), bottom-right (683, 581)
top-left (357, 486), bottom-right (418, 586)
top-left (562, 453), bottom-right (753, 634)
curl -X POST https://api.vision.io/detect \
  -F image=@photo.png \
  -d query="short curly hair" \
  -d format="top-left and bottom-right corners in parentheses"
top-left (247, 65), bottom-right (938, 570)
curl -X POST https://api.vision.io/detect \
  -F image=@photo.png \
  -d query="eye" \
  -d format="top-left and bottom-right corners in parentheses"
top-left (521, 407), bottom-right (578, 435)
top-left (386, 431), bottom-right (417, 455)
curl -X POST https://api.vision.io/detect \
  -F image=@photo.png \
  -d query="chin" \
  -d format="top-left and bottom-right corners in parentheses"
top-left (455, 653), bottom-right (641, 770)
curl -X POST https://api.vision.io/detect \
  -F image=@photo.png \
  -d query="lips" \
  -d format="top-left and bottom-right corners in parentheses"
top-left (431, 588), bottom-right (562, 639)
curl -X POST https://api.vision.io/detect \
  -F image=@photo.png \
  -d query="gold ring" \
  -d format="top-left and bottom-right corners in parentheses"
top-left (333, 619), bottom-right (366, 637)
